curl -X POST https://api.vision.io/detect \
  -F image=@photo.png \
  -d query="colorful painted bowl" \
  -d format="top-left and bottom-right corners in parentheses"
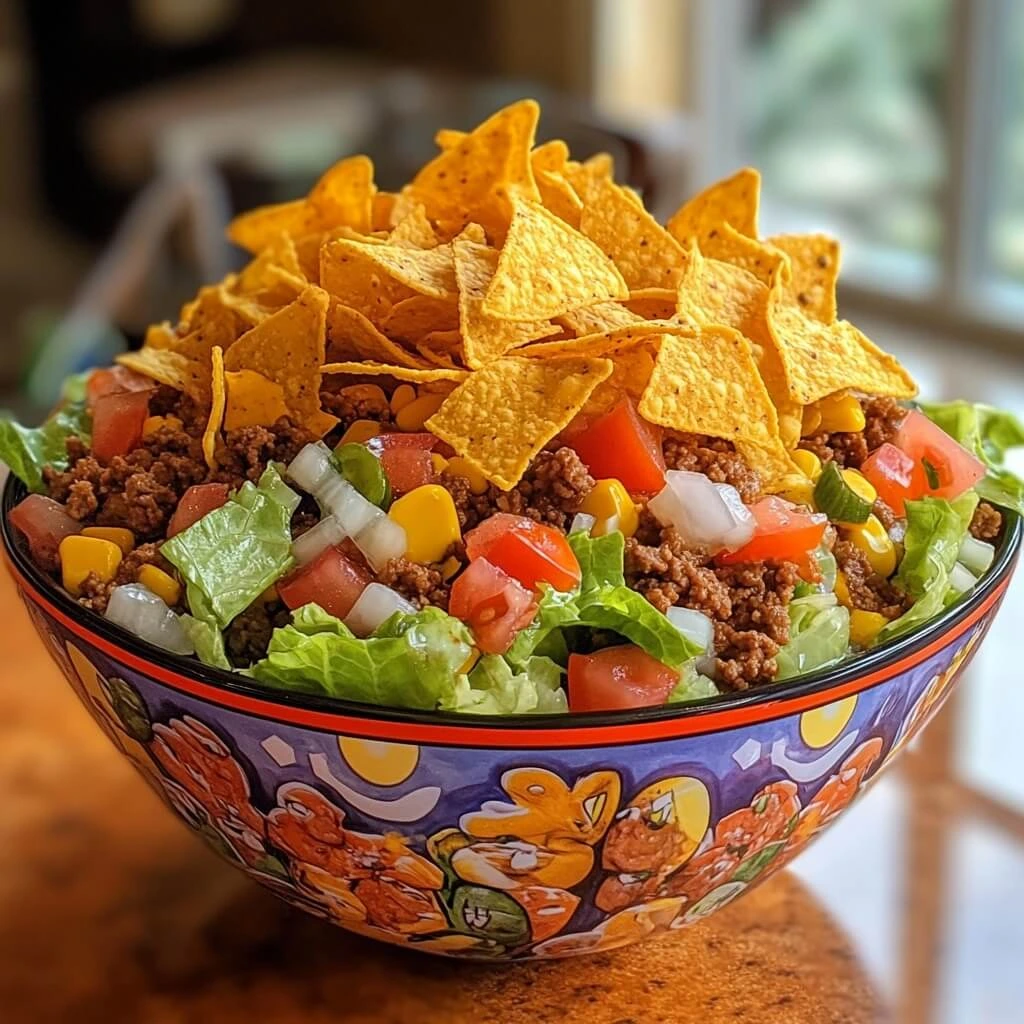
top-left (3, 476), bottom-right (1020, 960)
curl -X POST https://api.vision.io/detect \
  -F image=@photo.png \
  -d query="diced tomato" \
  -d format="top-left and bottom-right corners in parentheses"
top-left (9, 494), bottom-right (80, 570)
top-left (379, 447), bottom-right (435, 495)
top-left (716, 497), bottom-right (827, 578)
top-left (893, 410), bottom-right (986, 504)
top-left (278, 544), bottom-right (372, 620)
top-left (564, 398), bottom-right (665, 495)
top-left (465, 513), bottom-right (581, 592)
top-left (86, 365), bottom-right (156, 406)
top-left (365, 432), bottom-right (439, 453)
top-left (449, 557), bottom-right (537, 654)
top-left (860, 443), bottom-right (917, 516)
top-left (91, 390), bottom-right (152, 463)
top-left (167, 483), bottom-right (231, 537)
top-left (568, 645), bottom-right (679, 712)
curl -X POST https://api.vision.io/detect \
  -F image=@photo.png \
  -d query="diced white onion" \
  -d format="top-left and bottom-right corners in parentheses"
top-left (696, 655), bottom-right (719, 679)
top-left (286, 442), bottom-right (335, 496)
top-left (958, 535), bottom-right (995, 577)
top-left (569, 512), bottom-right (597, 535)
top-left (318, 474), bottom-right (380, 536)
top-left (105, 584), bottom-right (194, 656)
top-left (345, 582), bottom-right (417, 637)
top-left (354, 514), bottom-right (408, 572)
top-left (648, 471), bottom-right (755, 551)
top-left (949, 562), bottom-right (978, 596)
top-left (666, 606), bottom-right (715, 653)
top-left (291, 515), bottom-right (347, 566)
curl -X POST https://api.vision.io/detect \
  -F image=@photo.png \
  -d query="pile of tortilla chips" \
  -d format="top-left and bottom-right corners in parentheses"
top-left (122, 99), bottom-right (917, 488)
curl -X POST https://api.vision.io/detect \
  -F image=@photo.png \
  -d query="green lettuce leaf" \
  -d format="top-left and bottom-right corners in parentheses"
top-left (921, 400), bottom-right (1024, 512)
top-left (442, 654), bottom-right (568, 714)
top-left (505, 586), bottom-right (580, 667)
top-left (179, 614), bottom-right (232, 670)
top-left (776, 593), bottom-right (851, 680)
top-left (569, 530), bottom-right (626, 590)
top-left (162, 465), bottom-right (298, 628)
top-left (251, 604), bottom-right (474, 710)
top-left (60, 370), bottom-right (94, 404)
top-left (667, 662), bottom-right (719, 704)
top-left (0, 401), bottom-right (91, 493)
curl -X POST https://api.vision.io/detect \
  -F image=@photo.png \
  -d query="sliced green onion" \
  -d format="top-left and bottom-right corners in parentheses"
top-left (813, 462), bottom-right (872, 524)
top-left (333, 442), bottom-right (391, 509)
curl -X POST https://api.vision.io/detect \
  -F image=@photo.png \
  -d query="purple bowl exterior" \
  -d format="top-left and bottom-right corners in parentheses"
top-left (14, 577), bottom-right (1005, 960)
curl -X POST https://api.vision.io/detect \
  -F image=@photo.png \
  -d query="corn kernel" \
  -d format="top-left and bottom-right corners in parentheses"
top-left (580, 479), bottom-right (639, 538)
top-left (395, 392), bottom-right (447, 432)
top-left (81, 526), bottom-right (135, 554)
top-left (137, 565), bottom-right (181, 606)
top-left (835, 571), bottom-right (852, 609)
top-left (256, 584), bottom-right (280, 605)
top-left (390, 384), bottom-right (417, 414)
top-left (842, 515), bottom-right (897, 578)
top-left (778, 479), bottom-right (816, 508)
top-left (340, 383), bottom-right (388, 406)
top-left (431, 453), bottom-right (449, 474)
top-left (792, 449), bottom-right (823, 482)
top-left (59, 536), bottom-right (122, 597)
top-left (339, 419), bottom-right (381, 445)
top-left (841, 468), bottom-right (877, 506)
top-left (445, 456), bottom-right (489, 495)
top-left (142, 416), bottom-right (164, 437)
top-left (816, 394), bottom-right (866, 434)
top-left (388, 484), bottom-right (462, 563)
top-left (850, 609), bottom-right (888, 648)
top-left (460, 650), bottom-right (480, 675)
top-left (440, 555), bottom-right (462, 581)
top-left (801, 406), bottom-right (823, 437)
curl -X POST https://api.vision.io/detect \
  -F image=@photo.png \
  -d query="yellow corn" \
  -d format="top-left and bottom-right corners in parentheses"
top-left (835, 571), bottom-right (853, 609)
top-left (580, 479), bottom-right (639, 538)
top-left (339, 419), bottom-right (381, 445)
top-left (792, 449), bottom-right (823, 482)
top-left (850, 609), bottom-right (888, 648)
top-left (137, 565), bottom-right (181, 606)
top-left (445, 456), bottom-right (489, 495)
top-left (460, 650), bottom-right (481, 675)
top-left (340, 383), bottom-right (388, 407)
top-left (59, 536), bottom-right (122, 597)
top-left (142, 416), bottom-right (165, 437)
top-left (390, 384), bottom-right (417, 414)
top-left (256, 584), bottom-right (279, 605)
top-left (395, 392), bottom-right (447, 432)
top-left (841, 468), bottom-right (877, 506)
top-left (388, 484), bottom-right (462, 563)
top-left (431, 453), bottom-right (449, 474)
top-left (801, 406), bottom-right (823, 437)
top-left (440, 556), bottom-right (462, 581)
top-left (842, 515), bottom-right (897, 578)
top-left (815, 393), bottom-right (866, 434)
top-left (81, 526), bottom-right (135, 555)
top-left (778, 479), bottom-right (816, 509)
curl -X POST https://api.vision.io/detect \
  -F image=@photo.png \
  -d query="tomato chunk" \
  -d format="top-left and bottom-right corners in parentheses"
top-left (167, 483), bottom-right (231, 537)
top-left (565, 399), bottom-right (665, 494)
top-left (10, 494), bottom-right (80, 570)
top-left (379, 447), bottom-right (435, 495)
top-left (893, 410), bottom-right (986, 504)
top-left (465, 513), bottom-right (581, 592)
top-left (860, 443), bottom-right (917, 516)
top-left (278, 544), bottom-right (372, 620)
top-left (91, 390), bottom-right (152, 463)
top-left (449, 557), bottom-right (537, 654)
top-left (87, 365), bottom-right (156, 406)
top-left (568, 645), bottom-right (679, 712)
top-left (717, 497), bottom-right (827, 578)
top-left (365, 432), bottom-right (439, 453)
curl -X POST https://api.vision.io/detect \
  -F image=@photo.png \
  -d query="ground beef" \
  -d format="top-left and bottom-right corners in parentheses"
top-left (863, 397), bottom-right (907, 450)
top-left (147, 385), bottom-right (206, 432)
top-left (970, 501), bottom-right (1003, 541)
top-left (799, 396), bottom-right (908, 469)
top-left (212, 418), bottom-right (313, 489)
top-left (75, 543), bottom-right (173, 615)
top-left (662, 434), bottom-right (762, 503)
top-left (320, 385), bottom-right (393, 432)
top-left (800, 430), bottom-right (868, 469)
top-left (834, 540), bottom-right (908, 619)
top-left (225, 603), bottom-right (289, 667)
top-left (713, 624), bottom-right (782, 691)
top-left (873, 497), bottom-right (899, 533)
top-left (378, 558), bottom-right (451, 611)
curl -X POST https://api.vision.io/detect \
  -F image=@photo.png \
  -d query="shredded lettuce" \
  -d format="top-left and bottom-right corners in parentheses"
top-left (443, 654), bottom-right (569, 714)
top-left (162, 465), bottom-right (298, 629)
top-left (505, 586), bottom-right (579, 667)
top-left (921, 400), bottom-right (1024, 512)
top-left (667, 662), bottom-right (719, 704)
top-left (251, 604), bottom-right (474, 710)
top-left (568, 530), bottom-right (625, 590)
top-left (0, 401), bottom-right (91, 493)
top-left (179, 614), bottom-right (232, 670)
top-left (776, 593), bottom-right (851, 679)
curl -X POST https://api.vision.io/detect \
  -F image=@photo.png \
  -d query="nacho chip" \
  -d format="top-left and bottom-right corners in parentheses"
top-left (227, 199), bottom-right (317, 255)
top-left (434, 128), bottom-right (466, 150)
top-left (531, 139), bottom-right (570, 174)
top-left (676, 243), bottom-right (768, 335)
top-left (306, 155), bottom-right (375, 235)
top-left (768, 233), bottom-right (840, 323)
top-left (562, 153), bottom-right (615, 199)
top-left (144, 321), bottom-right (175, 349)
top-left (381, 295), bottom-right (459, 343)
top-left (579, 177), bottom-right (687, 289)
top-left (582, 346), bottom-right (658, 419)
top-left (326, 302), bottom-right (428, 369)
top-left (321, 361), bottom-right (468, 384)
top-left (667, 167), bottom-right (761, 247)
top-left (202, 346), bottom-right (226, 470)
top-left (415, 343), bottom-right (462, 370)
top-left (557, 301), bottom-right (643, 335)
top-left (371, 191), bottom-right (398, 232)
top-left (521, 322), bottom-right (683, 360)
top-left (224, 369), bottom-right (290, 431)
top-left (424, 355), bottom-right (613, 489)
top-left (420, 328), bottom-right (464, 353)
top-left (483, 197), bottom-right (629, 321)
top-left (622, 288), bottom-right (677, 320)
top-left (702, 222), bottom-right (789, 286)
top-left (454, 233), bottom-right (559, 367)
top-left (223, 286), bottom-right (336, 436)
top-left (216, 289), bottom-right (272, 328)
top-left (389, 204), bottom-right (438, 249)
top-left (293, 231), bottom-right (327, 284)
top-left (535, 170), bottom-right (583, 227)
top-left (736, 438), bottom-right (802, 492)
top-left (116, 348), bottom-right (210, 403)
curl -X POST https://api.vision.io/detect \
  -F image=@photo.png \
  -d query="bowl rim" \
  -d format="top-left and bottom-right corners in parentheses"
top-left (3, 473), bottom-right (1020, 740)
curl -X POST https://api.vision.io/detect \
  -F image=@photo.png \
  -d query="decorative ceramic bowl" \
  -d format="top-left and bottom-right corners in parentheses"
top-left (3, 476), bottom-right (1020, 960)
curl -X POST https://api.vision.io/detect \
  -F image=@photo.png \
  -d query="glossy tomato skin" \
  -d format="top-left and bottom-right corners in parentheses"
top-left (167, 483), bottom-right (231, 538)
top-left (91, 390), bottom-right (152, 463)
top-left (568, 645), bottom-right (679, 712)
top-left (892, 410), bottom-right (986, 504)
top-left (379, 447), bottom-right (435, 495)
top-left (860, 443), bottom-right (917, 516)
top-left (10, 494), bottom-right (80, 570)
top-left (449, 557), bottom-right (537, 654)
top-left (86, 366), bottom-right (156, 405)
top-left (565, 399), bottom-right (665, 495)
top-left (278, 544), bottom-right (372, 620)
top-left (465, 513), bottom-right (581, 592)
top-left (366, 432), bottom-right (440, 453)
top-left (717, 497), bottom-right (827, 578)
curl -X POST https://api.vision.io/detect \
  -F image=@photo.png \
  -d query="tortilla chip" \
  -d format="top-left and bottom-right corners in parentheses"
top-left (531, 139), bottom-right (570, 174)
top-left (293, 231), bottom-right (327, 284)
top-left (582, 346), bottom-right (658, 420)
top-left (521, 322), bottom-right (683, 360)
top-left (622, 288), bottom-right (677, 320)
top-left (202, 346), bottom-right (226, 469)
top-left (381, 294), bottom-right (459, 343)
top-left (557, 302), bottom-right (643, 335)
top-left (579, 177), bottom-right (687, 289)
top-left (415, 343), bottom-right (462, 370)
top-left (702, 222), bottom-right (789, 286)
top-left (562, 154), bottom-right (615, 199)
top-left (116, 348), bottom-right (210, 403)
top-left (216, 289), bottom-right (272, 328)
top-left (676, 244), bottom-right (768, 335)
top-left (321, 360), bottom-right (468, 384)
top-left (224, 369), bottom-right (290, 431)
top-left (223, 286), bottom-right (337, 436)
top-left (372, 191), bottom-right (398, 232)
top-left (454, 233), bottom-right (559, 367)
top-left (768, 233), bottom-right (841, 323)
top-left (144, 322), bottom-right (176, 349)
top-left (389, 203), bottom-right (438, 249)
top-left (424, 355), bottom-right (613, 489)
top-left (321, 237), bottom-right (456, 307)
top-left (434, 128), bottom-right (466, 150)
top-left (306, 155), bottom-right (375, 235)
top-left (420, 329), bottom-right (464, 353)
top-left (667, 168), bottom-right (761, 247)
top-left (326, 301), bottom-right (428, 369)
top-left (535, 170), bottom-right (583, 227)
top-left (736, 438), bottom-right (802, 492)
top-left (227, 199), bottom-right (317, 255)
top-left (483, 197), bottom-right (629, 321)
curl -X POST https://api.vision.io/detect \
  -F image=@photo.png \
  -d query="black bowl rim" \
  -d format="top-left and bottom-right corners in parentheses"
top-left (3, 474), bottom-right (1021, 731)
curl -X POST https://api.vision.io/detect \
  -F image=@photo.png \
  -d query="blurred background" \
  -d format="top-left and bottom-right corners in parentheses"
top-left (0, 1), bottom-right (1022, 1019)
